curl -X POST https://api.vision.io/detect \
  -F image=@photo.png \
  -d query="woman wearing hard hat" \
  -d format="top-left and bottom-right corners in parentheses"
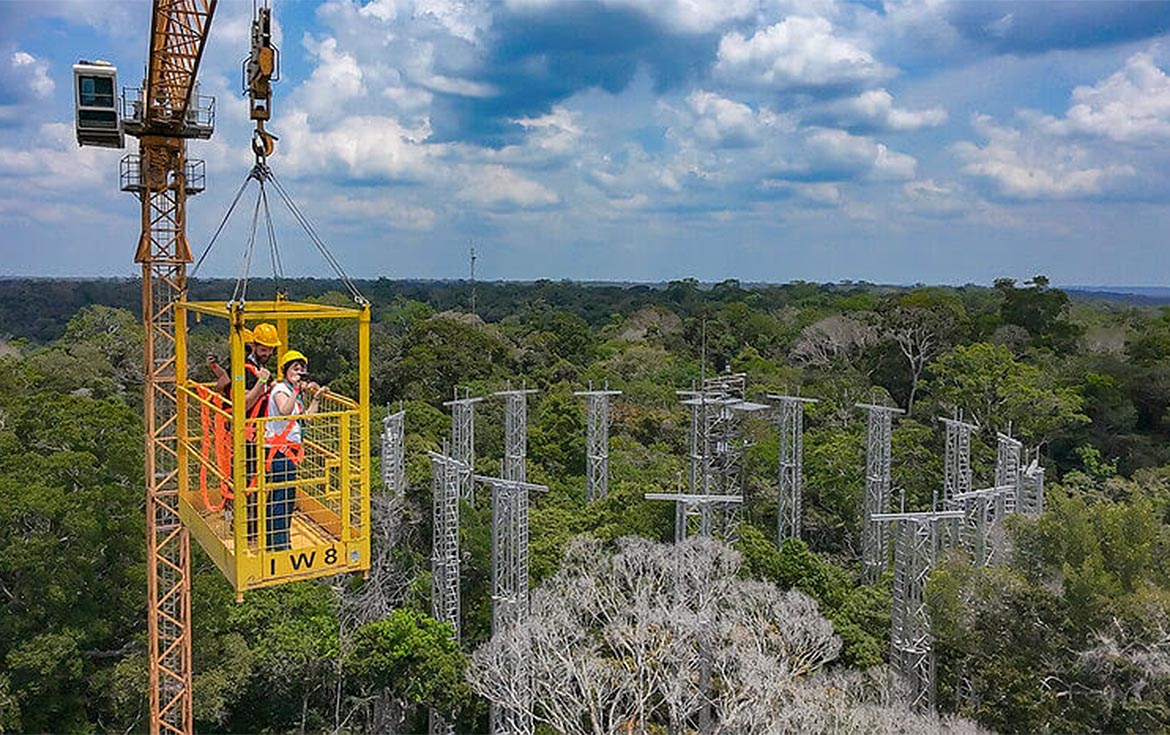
top-left (263, 349), bottom-right (328, 551)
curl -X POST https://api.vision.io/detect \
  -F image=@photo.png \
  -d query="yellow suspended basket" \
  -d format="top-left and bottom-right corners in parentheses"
top-left (175, 297), bottom-right (371, 598)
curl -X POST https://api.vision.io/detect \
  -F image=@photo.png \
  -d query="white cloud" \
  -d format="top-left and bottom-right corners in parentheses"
top-left (504, 0), bottom-right (754, 33)
top-left (457, 164), bottom-right (560, 209)
top-left (684, 90), bottom-right (792, 147)
top-left (803, 128), bottom-right (917, 180)
top-left (714, 16), bottom-right (892, 90)
top-left (901, 179), bottom-right (967, 218)
top-left (0, 123), bottom-right (109, 191)
top-left (297, 36), bottom-right (366, 121)
top-left (827, 88), bottom-right (947, 131)
top-left (954, 114), bottom-right (1135, 200)
top-left (324, 194), bottom-right (437, 231)
top-left (1037, 52), bottom-right (1170, 143)
top-left (11, 51), bottom-right (54, 98)
top-left (279, 112), bottom-right (436, 182)
top-left (511, 106), bottom-right (583, 156)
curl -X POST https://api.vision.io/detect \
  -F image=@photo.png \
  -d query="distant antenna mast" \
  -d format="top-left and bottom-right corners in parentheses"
top-left (469, 241), bottom-right (477, 315)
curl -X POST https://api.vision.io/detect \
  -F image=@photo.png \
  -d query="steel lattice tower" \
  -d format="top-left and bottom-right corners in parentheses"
top-left (678, 377), bottom-right (767, 541)
top-left (951, 484), bottom-right (1015, 567)
top-left (496, 388), bottom-right (538, 483)
top-left (939, 415), bottom-right (978, 509)
top-left (445, 389), bottom-right (484, 502)
top-left (768, 395), bottom-right (817, 546)
top-left (479, 474), bottom-right (548, 735)
top-left (1019, 453), bottom-right (1046, 516)
top-left (381, 408), bottom-right (405, 498)
top-left (427, 452), bottom-right (463, 735)
top-left (575, 385), bottom-right (621, 502)
top-left (995, 433), bottom-right (1022, 516)
top-left (644, 492), bottom-right (744, 542)
top-left (876, 510), bottom-right (964, 711)
top-left (858, 403), bottom-right (904, 582)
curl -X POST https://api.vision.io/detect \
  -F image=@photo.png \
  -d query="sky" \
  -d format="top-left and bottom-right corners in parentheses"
top-left (2, 0), bottom-right (1170, 286)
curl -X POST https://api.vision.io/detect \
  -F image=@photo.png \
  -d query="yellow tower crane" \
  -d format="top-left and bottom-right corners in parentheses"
top-left (75, 2), bottom-right (217, 733)
top-left (75, 4), bottom-right (372, 732)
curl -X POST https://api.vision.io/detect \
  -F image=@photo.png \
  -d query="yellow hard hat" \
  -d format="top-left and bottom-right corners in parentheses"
top-left (241, 327), bottom-right (254, 344)
top-left (252, 323), bottom-right (281, 347)
top-left (280, 349), bottom-right (308, 376)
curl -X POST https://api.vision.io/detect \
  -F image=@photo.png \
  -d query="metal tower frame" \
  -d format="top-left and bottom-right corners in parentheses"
top-left (381, 408), bottom-right (405, 498)
top-left (858, 403), bottom-right (904, 582)
top-left (950, 484), bottom-right (1015, 567)
top-left (767, 395), bottom-right (817, 546)
top-left (496, 388), bottom-right (538, 483)
top-left (445, 389), bottom-right (484, 502)
top-left (873, 510), bottom-right (963, 711)
top-left (427, 451), bottom-right (464, 735)
top-left (575, 385), bottom-right (622, 502)
top-left (995, 433), bottom-right (1023, 516)
top-left (939, 415), bottom-right (978, 510)
top-left (1019, 453), bottom-right (1046, 516)
top-left (645, 492), bottom-right (744, 542)
top-left (478, 474), bottom-right (548, 735)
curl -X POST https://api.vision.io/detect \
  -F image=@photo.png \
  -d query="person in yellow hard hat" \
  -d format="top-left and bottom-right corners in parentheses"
top-left (206, 326), bottom-right (253, 397)
top-left (263, 349), bottom-right (329, 550)
top-left (241, 323), bottom-right (280, 543)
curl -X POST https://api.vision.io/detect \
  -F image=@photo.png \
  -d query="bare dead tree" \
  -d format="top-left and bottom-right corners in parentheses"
top-left (790, 314), bottom-right (877, 369)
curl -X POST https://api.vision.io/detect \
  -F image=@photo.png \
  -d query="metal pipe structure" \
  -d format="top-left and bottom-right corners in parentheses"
top-left (857, 403), bottom-right (904, 582)
top-left (995, 433), bottom-right (1023, 516)
top-left (767, 395), bottom-right (817, 546)
top-left (496, 388), bottom-right (538, 484)
top-left (427, 451), bottom-right (464, 735)
top-left (478, 474), bottom-right (549, 735)
top-left (950, 484), bottom-right (1016, 567)
top-left (873, 510), bottom-right (964, 711)
top-left (1019, 453), bottom-right (1046, 516)
top-left (939, 415), bottom-right (978, 510)
top-left (444, 389), bottom-right (484, 502)
top-left (574, 385), bottom-right (622, 502)
top-left (381, 408), bottom-right (405, 498)
top-left (644, 492), bottom-right (745, 542)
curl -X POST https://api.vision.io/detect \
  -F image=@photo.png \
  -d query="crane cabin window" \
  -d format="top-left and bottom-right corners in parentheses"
top-left (73, 61), bottom-right (124, 148)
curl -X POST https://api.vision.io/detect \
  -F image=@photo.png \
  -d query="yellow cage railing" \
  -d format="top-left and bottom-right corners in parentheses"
top-left (175, 298), bottom-right (371, 597)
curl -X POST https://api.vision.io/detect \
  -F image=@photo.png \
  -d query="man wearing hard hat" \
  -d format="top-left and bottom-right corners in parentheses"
top-left (242, 323), bottom-right (279, 543)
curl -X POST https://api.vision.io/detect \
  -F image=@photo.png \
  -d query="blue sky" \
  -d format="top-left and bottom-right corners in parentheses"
top-left (2, 0), bottom-right (1170, 286)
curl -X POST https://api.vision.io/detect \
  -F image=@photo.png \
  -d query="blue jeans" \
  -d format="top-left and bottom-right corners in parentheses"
top-left (267, 453), bottom-right (297, 551)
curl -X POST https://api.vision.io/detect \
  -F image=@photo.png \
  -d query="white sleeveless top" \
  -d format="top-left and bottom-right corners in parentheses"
top-left (265, 381), bottom-right (304, 444)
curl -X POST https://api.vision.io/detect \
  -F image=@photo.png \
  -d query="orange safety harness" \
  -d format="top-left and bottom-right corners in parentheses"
top-left (264, 383), bottom-right (305, 472)
top-left (195, 384), bottom-right (234, 512)
top-left (243, 361), bottom-right (269, 442)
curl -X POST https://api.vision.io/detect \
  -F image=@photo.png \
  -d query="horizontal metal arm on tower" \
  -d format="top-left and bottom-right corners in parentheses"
top-left (644, 492), bottom-right (744, 542)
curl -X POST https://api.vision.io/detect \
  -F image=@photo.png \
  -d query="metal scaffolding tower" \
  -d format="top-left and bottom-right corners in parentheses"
top-left (445, 389), bottom-right (484, 502)
top-left (427, 451), bottom-right (463, 735)
top-left (644, 492), bottom-right (745, 542)
top-left (381, 408), bottom-right (405, 498)
top-left (767, 395), bottom-right (817, 546)
top-left (995, 433), bottom-right (1023, 516)
top-left (940, 415), bottom-right (978, 510)
top-left (875, 510), bottom-right (964, 711)
top-left (1019, 454), bottom-right (1046, 516)
top-left (574, 385), bottom-right (622, 502)
top-left (678, 376), bottom-right (768, 540)
top-left (478, 474), bottom-right (548, 735)
top-left (858, 403), bottom-right (904, 582)
top-left (496, 388), bottom-right (538, 483)
top-left (950, 484), bottom-right (1015, 567)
